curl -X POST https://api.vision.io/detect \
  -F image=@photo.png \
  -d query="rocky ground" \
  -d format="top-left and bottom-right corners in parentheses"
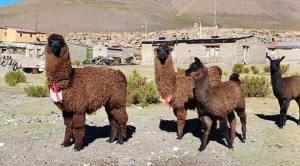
top-left (0, 66), bottom-right (300, 166)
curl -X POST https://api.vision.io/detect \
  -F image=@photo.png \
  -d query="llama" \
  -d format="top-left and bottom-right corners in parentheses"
top-left (154, 43), bottom-right (222, 139)
top-left (267, 55), bottom-right (300, 128)
top-left (185, 57), bottom-right (247, 151)
top-left (45, 33), bottom-right (128, 151)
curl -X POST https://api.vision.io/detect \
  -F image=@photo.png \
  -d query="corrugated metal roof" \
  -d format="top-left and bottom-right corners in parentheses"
top-left (142, 35), bottom-right (255, 44)
top-left (2, 26), bottom-right (46, 34)
top-left (268, 41), bottom-right (300, 49)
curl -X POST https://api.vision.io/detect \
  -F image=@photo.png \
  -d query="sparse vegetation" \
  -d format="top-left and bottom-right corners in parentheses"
top-left (263, 65), bottom-right (270, 73)
top-left (250, 65), bottom-right (260, 74)
top-left (280, 64), bottom-right (290, 75)
top-left (241, 75), bottom-right (271, 97)
top-left (232, 63), bottom-right (244, 73)
top-left (126, 69), bottom-right (160, 107)
top-left (4, 71), bottom-right (26, 86)
top-left (24, 85), bottom-right (49, 97)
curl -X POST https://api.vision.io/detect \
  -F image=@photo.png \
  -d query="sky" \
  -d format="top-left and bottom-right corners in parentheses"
top-left (0, 0), bottom-right (23, 7)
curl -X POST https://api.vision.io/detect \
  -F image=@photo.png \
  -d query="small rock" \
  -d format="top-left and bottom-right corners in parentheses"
top-left (172, 147), bottom-right (179, 152)
top-left (0, 143), bottom-right (4, 147)
top-left (147, 162), bottom-right (152, 166)
top-left (136, 106), bottom-right (143, 109)
top-left (274, 143), bottom-right (282, 148)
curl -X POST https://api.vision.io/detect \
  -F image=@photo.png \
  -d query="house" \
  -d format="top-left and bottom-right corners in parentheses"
top-left (0, 26), bottom-right (47, 59)
top-left (141, 35), bottom-right (267, 65)
top-left (0, 26), bottom-right (46, 43)
top-left (267, 41), bottom-right (300, 64)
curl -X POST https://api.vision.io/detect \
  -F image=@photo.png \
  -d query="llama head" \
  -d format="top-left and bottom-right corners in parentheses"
top-left (266, 55), bottom-right (285, 73)
top-left (154, 43), bottom-right (173, 64)
top-left (185, 57), bottom-right (206, 78)
top-left (47, 33), bottom-right (66, 57)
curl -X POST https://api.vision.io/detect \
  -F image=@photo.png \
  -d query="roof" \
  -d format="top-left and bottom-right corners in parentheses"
top-left (1, 26), bottom-right (46, 34)
top-left (267, 41), bottom-right (300, 49)
top-left (142, 35), bottom-right (255, 44)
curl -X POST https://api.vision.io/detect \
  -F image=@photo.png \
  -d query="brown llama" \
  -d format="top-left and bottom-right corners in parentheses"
top-left (267, 55), bottom-right (300, 128)
top-left (185, 57), bottom-right (247, 151)
top-left (45, 33), bottom-right (128, 151)
top-left (154, 43), bottom-right (222, 139)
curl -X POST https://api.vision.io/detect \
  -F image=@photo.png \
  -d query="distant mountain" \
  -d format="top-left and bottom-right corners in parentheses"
top-left (0, 0), bottom-right (299, 33)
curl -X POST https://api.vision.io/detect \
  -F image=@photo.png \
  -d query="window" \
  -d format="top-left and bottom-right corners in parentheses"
top-left (271, 49), bottom-right (276, 55)
top-left (4, 32), bottom-right (7, 36)
top-left (20, 33), bottom-right (23, 37)
top-left (30, 34), bottom-right (33, 38)
top-left (205, 46), bottom-right (220, 57)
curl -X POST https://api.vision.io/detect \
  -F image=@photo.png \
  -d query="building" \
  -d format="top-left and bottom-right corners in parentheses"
top-left (0, 26), bottom-right (47, 59)
top-left (0, 26), bottom-right (46, 43)
top-left (141, 35), bottom-right (267, 65)
top-left (267, 41), bottom-right (300, 63)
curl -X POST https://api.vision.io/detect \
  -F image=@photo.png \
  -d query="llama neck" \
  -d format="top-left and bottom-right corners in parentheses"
top-left (154, 55), bottom-right (176, 98)
top-left (193, 69), bottom-right (213, 111)
top-left (270, 70), bottom-right (284, 97)
top-left (45, 46), bottom-right (73, 90)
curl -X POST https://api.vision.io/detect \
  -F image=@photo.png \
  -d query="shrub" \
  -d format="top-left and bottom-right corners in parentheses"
top-left (241, 75), bottom-right (271, 97)
top-left (126, 69), bottom-right (160, 107)
top-left (250, 66), bottom-right (260, 74)
top-left (82, 59), bottom-right (89, 64)
top-left (290, 72), bottom-right (300, 76)
top-left (4, 70), bottom-right (26, 86)
top-left (72, 60), bottom-right (81, 66)
top-left (232, 63), bottom-right (244, 73)
top-left (243, 67), bottom-right (250, 74)
top-left (280, 64), bottom-right (290, 75)
top-left (263, 65), bottom-right (270, 73)
top-left (24, 85), bottom-right (49, 97)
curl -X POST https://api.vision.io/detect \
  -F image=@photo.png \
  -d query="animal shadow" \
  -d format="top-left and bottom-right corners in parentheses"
top-left (82, 125), bottom-right (136, 148)
top-left (255, 114), bottom-right (298, 127)
top-left (159, 118), bottom-right (230, 148)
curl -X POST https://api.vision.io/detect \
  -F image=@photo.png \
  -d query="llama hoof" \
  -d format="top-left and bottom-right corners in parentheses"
top-left (229, 147), bottom-right (234, 151)
top-left (73, 146), bottom-right (82, 152)
top-left (198, 146), bottom-right (205, 152)
top-left (61, 142), bottom-right (71, 148)
top-left (117, 139), bottom-right (124, 144)
top-left (242, 139), bottom-right (246, 143)
top-left (176, 136), bottom-right (183, 140)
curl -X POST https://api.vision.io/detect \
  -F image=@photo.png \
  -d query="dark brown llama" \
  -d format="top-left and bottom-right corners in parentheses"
top-left (154, 44), bottom-right (222, 139)
top-left (267, 55), bottom-right (300, 128)
top-left (185, 57), bottom-right (247, 151)
top-left (45, 33), bottom-right (128, 151)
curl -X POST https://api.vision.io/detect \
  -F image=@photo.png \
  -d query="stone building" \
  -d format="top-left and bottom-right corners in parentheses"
top-left (141, 35), bottom-right (267, 65)
top-left (267, 41), bottom-right (300, 64)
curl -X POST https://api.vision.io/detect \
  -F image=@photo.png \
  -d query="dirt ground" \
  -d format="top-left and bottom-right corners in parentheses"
top-left (0, 66), bottom-right (300, 166)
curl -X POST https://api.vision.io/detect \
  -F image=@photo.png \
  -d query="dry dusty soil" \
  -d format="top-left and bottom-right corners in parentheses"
top-left (0, 65), bottom-right (300, 166)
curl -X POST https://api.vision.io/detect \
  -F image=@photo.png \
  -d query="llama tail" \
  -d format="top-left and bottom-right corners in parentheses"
top-left (229, 73), bottom-right (241, 83)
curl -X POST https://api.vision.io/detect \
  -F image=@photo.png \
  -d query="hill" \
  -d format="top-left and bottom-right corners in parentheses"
top-left (0, 0), bottom-right (299, 33)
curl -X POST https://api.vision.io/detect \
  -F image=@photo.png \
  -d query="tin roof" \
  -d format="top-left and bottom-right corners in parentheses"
top-left (142, 35), bottom-right (256, 44)
top-left (267, 41), bottom-right (300, 49)
top-left (2, 26), bottom-right (46, 34)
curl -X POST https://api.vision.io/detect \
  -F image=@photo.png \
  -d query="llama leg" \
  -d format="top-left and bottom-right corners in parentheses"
top-left (227, 112), bottom-right (236, 144)
top-left (173, 108), bottom-right (187, 139)
top-left (280, 100), bottom-right (290, 128)
top-left (110, 106), bottom-right (128, 144)
top-left (219, 116), bottom-right (234, 150)
top-left (61, 111), bottom-right (74, 147)
top-left (236, 109), bottom-right (247, 142)
top-left (72, 113), bottom-right (86, 151)
top-left (296, 97), bottom-right (300, 125)
top-left (199, 116), bottom-right (212, 151)
top-left (106, 108), bottom-right (119, 143)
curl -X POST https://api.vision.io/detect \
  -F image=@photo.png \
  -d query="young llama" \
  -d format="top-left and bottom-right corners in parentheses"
top-left (154, 43), bottom-right (222, 139)
top-left (185, 57), bottom-right (247, 151)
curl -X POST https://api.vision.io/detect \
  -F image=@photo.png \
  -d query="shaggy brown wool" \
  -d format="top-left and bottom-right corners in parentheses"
top-left (185, 57), bottom-right (246, 151)
top-left (154, 44), bottom-right (223, 139)
top-left (267, 55), bottom-right (300, 128)
top-left (45, 33), bottom-right (128, 151)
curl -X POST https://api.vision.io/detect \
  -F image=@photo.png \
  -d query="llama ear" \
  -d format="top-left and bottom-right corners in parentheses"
top-left (280, 56), bottom-right (285, 62)
top-left (194, 57), bottom-right (201, 65)
top-left (266, 55), bottom-right (272, 62)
